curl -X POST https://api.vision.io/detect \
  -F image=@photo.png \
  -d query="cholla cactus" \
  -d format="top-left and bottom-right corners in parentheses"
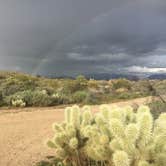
top-left (46, 104), bottom-right (166, 166)
top-left (12, 98), bottom-right (26, 107)
top-left (113, 151), bottom-right (130, 166)
top-left (41, 89), bottom-right (47, 95)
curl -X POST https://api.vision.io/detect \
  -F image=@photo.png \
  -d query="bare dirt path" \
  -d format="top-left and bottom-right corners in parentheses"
top-left (0, 97), bottom-right (152, 166)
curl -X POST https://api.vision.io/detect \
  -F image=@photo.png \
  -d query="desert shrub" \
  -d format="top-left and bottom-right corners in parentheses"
top-left (0, 75), bottom-right (38, 97)
top-left (84, 92), bottom-right (101, 104)
top-left (132, 80), bottom-right (154, 96)
top-left (116, 92), bottom-right (142, 100)
top-left (76, 75), bottom-right (88, 89)
top-left (5, 94), bottom-right (21, 107)
top-left (116, 92), bottom-right (131, 99)
top-left (52, 93), bottom-right (73, 105)
top-left (62, 76), bottom-right (87, 94)
top-left (5, 90), bottom-right (57, 107)
top-left (45, 105), bottom-right (166, 166)
top-left (0, 78), bottom-right (24, 96)
top-left (62, 80), bottom-right (79, 94)
top-left (88, 79), bottom-right (99, 89)
top-left (41, 87), bottom-right (55, 95)
top-left (148, 99), bottom-right (166, 119)
top-left (152, 80), bottom-right (166, 95)
top-left (112, 79), bottom-right (131, 90)
top-left (72, 91), bottom-right (88, 103)
top-left (0, 90), bottom-right (4, 106)
top-left (5, 90), bottom-right (34, 107)
top-left (30, 91), bottom-right (53, 106)
top-left (5, 93), bottom-right (26, 107)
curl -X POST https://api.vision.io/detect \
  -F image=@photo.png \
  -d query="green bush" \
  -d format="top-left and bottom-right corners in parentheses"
top-left (72, 91), bottom-right (88, 103)
top-left (46, 105), bottom-right (166, 166)
top-left (88, 79), bottom-right (99, 89)
top-left (76, 75), bottom-right (88, 89)
top-left (116, 92), bottom-right (131, 99)
top-left (62, 76), bottom-right (87, 94)
top-left (5, 90), bottom-right (57, 107)
top-left (148, 99), bottom-right (166, 119)
top-left (112, 79), bottom-right (131, 90)
top-left (4, 92), bottom-right (26, 107)
top-left (0, 78), bottom-right (24, 96)
top-left (52, 93), bottom-right (73, 105)
top-left (62, 80), bottom-right (80, 94)
top-left (84, 92), bottom-right (101, 104)
top-left (116, 92), bottom-right (142, 100)
top-left (30, 91), bottom-right (53, 106)
top-left (0, 90), bottom-right (4, 106)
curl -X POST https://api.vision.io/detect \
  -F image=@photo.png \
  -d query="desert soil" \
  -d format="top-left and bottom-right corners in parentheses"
top-left (0, 97), bottom-right (152, 166)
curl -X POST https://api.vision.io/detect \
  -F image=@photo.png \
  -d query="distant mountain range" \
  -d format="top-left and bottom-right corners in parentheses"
top-left (45, 73), bottom-right (166, 80)
top-left (148, 74), bottom-right (166, 80)
top-left (45, 73), bottom-right (140, 80)
top-left (4, 71), bottom-right (166, 80)
top-left (85, 73), bottom-right (140, 80)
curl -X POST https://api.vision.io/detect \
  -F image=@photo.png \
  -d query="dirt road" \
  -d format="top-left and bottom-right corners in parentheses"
top-left (0, 97), bottom-right (151, 166)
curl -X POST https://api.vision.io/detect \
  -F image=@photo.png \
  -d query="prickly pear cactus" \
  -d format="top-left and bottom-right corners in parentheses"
top-left (46, 104), bottom-right (166, 166)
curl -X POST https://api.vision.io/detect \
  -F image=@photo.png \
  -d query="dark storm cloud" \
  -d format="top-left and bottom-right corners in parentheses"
top-left (66, 0), bottom-right (166, 55)
top-left (0, 0), bottom-right (166, 75)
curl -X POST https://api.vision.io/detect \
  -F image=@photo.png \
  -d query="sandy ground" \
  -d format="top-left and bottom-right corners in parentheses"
top-left (0, 97), bottom-right (152, 166)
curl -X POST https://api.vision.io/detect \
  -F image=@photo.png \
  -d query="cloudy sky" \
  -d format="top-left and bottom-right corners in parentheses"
top-left (0, 0), bottom-right (166, 76)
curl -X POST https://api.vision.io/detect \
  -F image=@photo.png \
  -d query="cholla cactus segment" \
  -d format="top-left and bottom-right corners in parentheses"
top-left (52, 123), bottom-right (64, 132)
top-left (70, 105), bottom-right (81, 128)
top-left (82, 105), bottom-right (91, 112)
top-left (69, 137), bottom-right (78, 149)
top-left (100, 104), bottom-right (110, 120)
top-left (138, 161), bottom-right (150, 166)
top-left (109, 119), bottom-right (125, 138)
top-left (45, 139), bottom-right (57, 149)
top-left (137, 105), bottom-right (150, 115)
top-left (124, 106), bottom-right (135, 123)
top-left (154, 135), bottom-right (166, 153)
top-left (82, 109), bottom-right (92, 126)
top-left (54, 133), bottom-right (67, 147)
top-left (137, 113), bottom-right (153, 146)
top-left (155, 153), bottom-right (166, 166)
top-left (41, 89), bottom-right (47, 95)
top-left (99, 135), bottom-right (109, 145)
top-left (56, 148), bottom-right (67, 159)
top-left (65, 124), bottom-right (76, 137)
top-left (158, 113), bottom-right (166, 121)
top-left (46, 104), bottom-right (166, 166)
top-left (124, 105), bottom-right (133, 113)
top-left (56, 162), bottom-right (63, 166)
top-left (109, 105), bottom-right (123, 121)
top-left (95, 114), bottom-right (105, 126)
top-left (154, 113), bottom-right (166, 135)
top-left (64, 107), bottom-right (71, 123)
top-left (109, 139), bottom-right (122, 151)
top-left (125, 124), bottom-right (139, 142)
top-left (113, 151), bottom-right (130, 166)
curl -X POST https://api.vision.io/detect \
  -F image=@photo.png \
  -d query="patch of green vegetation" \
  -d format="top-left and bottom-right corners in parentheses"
top-left (112, 79), bottom-right (131, 90)
top-left (148, 99), bottom-right (166, 119)
top-left (0, 71), bottom-right (165, 108)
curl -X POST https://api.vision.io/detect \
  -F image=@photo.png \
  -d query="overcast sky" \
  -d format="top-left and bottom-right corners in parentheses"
top-left (0, 0), bottom-right (166, 76)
